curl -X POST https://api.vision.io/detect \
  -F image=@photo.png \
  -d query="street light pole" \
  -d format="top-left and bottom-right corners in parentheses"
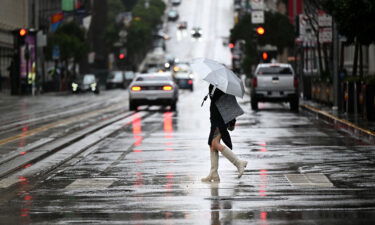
top-left (332, 20), bottom-right (339, 112)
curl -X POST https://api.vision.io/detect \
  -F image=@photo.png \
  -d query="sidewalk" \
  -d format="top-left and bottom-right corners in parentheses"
top-left (300, 100), bottom-right (375, 144)
top-left (242, 79), bottom-right (375, 144)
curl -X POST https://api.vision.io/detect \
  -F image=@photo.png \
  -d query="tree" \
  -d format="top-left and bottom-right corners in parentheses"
top-left (47, 22), bottom-right (88, 89)
top-left (125, 0), bottom-right (166, 68)
top-left (105, 0), bottom-right (166, 69)
top-left (230, 12), bottom-right (295, 75)
top-left (322, 0), bottom-right (375, 77)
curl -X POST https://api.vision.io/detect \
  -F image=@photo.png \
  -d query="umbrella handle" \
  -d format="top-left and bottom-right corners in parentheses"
top-left (209, 85), bottom-right (216, 97)
top-left (201, 94), bottom-right (208, 107)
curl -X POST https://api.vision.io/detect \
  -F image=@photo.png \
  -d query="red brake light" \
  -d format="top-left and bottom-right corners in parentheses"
top-left (252, 77), bottom-right (257, 88)
top-left (131, 86), bottom-right (141, 91)
top-left (163, 85), bottom-right (173, 91)
top-left (188, 79), bottom-right (193, 85)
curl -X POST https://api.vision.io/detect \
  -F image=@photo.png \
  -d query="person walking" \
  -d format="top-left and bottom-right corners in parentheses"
top-left (201, 84), bottom-right (248, 182)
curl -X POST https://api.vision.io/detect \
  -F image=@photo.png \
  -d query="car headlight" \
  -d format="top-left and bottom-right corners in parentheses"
top-left (72, 83), bottom-right (78, 91)
top-left (90, 83), bottom-right (97, 90)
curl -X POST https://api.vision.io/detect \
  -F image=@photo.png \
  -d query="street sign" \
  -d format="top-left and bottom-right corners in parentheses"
top-left (251, 0), bottom-right (264, 10)
top-left (257, 44), bottom-right (277, 51)
top-left (37, 31), bottom-right (47, 47)
top-left (318, 10), bottom-right (332, 27)
top-left (319, 27), bottom-right (332, 43)
top-left (251, 11), bottom-right (264, 24)
top-left (52, 45), bottom-right (60, 60)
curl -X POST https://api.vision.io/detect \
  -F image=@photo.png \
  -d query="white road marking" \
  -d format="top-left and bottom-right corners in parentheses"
top-left (65, 178), bottom-right (118, 190)
top-left (285, 173), bottom-right (334, 188)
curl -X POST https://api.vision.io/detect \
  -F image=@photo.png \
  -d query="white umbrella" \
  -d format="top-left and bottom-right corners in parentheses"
top-left (191, 58), bottom-right (245, 98)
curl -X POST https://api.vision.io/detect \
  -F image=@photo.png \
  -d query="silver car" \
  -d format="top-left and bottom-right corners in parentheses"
top-left (106, 71), bottom-right (125, 89)
top-left (128, 72), bottom-right (179, 111)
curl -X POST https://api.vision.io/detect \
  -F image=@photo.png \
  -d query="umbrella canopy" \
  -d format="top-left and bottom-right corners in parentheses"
top-left (191, 58), bottom-right (245, 98)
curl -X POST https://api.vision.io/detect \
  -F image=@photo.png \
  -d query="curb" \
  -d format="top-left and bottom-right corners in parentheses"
top-left (300, 104), bottom-right (375, 144)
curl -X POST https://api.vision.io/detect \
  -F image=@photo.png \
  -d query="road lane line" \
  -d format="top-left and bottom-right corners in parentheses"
top-left (0, 111), bottom-right (149, 189)
top-left (0, 102), bottom-right (127, 146)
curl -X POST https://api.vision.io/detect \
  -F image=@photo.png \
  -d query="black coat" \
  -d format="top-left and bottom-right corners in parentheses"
top-left (208, 84), bottom-right (232, 149)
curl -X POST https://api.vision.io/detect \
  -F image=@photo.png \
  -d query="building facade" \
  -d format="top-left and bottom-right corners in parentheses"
top-left (0, 0), bottom-right (61, 94)
top-left (0, 0), bottom-right (29, 93)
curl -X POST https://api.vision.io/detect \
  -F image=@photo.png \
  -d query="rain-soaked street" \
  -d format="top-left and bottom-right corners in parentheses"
top-left (1, 0), bottom-right (375, 224)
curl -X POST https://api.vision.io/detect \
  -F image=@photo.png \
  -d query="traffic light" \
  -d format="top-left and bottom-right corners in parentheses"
top-left (262, 52), bottom-right (269, 61)
top-left (118, 53), bottom-right (125, 60)
top-left (14, 28), bottom-right (28, 46)
top-left (228, 43), bottom-right (235, 49)
top-left (19, 28), bottom-right (27, 37)
top-left (255, 26), bottom-right (265, 35)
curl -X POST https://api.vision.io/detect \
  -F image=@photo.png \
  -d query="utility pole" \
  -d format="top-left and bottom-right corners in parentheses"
top-left (332, 20), bottom-right (339, 112)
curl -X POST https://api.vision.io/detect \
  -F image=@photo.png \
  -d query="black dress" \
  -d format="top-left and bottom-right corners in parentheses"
top-left (207, 84), bottom-right (232, 149)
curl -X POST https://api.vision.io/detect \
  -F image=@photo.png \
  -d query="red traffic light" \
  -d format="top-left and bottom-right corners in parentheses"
top-left (19, 29), bottom-right (27, 37)
top-left (256, 26), bottom-right (265, 35)
top-left (262, 52), bottom-right (268, 61)
top-left (228, 43), bottom-right (235, 49)
top-left (118, 53), bottom-right (125, 60)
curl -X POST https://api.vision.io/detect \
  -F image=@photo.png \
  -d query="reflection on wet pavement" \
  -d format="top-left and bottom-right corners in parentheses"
top-left (1, 105), bottom-right (373, 224)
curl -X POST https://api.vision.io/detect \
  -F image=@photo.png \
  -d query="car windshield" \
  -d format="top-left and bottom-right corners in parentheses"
top-left (136, 76), bottom-right (171, 81)
top-left (83, 75), bottom-right (96, 84)
top-left (108, 72), bottom-right (123, 81)
top-left (125, 71), bottom-right (135, 79)
top-left (168, 11), bottom-right (177, 16)
top-left (174, 64), bottom-right (190, 72)
top-left (175, 72), bottom-right (191, 79)
top-left (257, 67), bottom-right (293, 75)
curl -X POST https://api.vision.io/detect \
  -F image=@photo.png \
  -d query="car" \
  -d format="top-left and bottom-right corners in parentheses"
top-left (191, 27), bottom-right (202, 38)
top-left (106, 71), bottom-right (125, 89)
top-left (250, 63), bottom-right (299, 111)
top-left (124, 71), bottom-right (135, 88)
top-left (128, 72), bottom-right (179, 111)
top-left (174, 71), bottom-right (194, 91)
top-left (152, 38), bottom-right (166, 51)
top-left (72, 74), bottom-right (100, 94)
top-left (171, 0), bottom-right (182, 6)
top-left (140, 48), bottom-right (168, 73)
top-left (178, 21), bottom-right (187, 29)
top-left (167, 9), bottom-right (179, 21)
top-left (173, 62), bottom-right (191, 73)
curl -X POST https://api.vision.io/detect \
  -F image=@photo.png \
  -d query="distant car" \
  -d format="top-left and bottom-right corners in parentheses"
top-left (250, 63), bottom-right (299, 111)
top-left (191, 27), bottom-right (202, 38)
top-left (106, 71), bottom-right (125, 89)
top-left (178, 21), bottom-right (187, 29)
top-left (167, 9), bottom-right (179, 21)
top-left (174, 71), bottom-right (194, 91)
top-left (173, 62), bottom-right (191, 73)
top-left (152, 38), bottom-right (166, 51)
top-left (172, 0), bottom-right (182, 6)
top-left (128, 72), bottom-right (179, 111)
top-left (124, 71), bottom-right (135, 88)
top-left (72, 74), bottom-right (100, 94)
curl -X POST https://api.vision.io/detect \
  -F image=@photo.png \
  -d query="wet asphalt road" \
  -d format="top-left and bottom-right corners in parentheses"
top-left (1, 83), bottom-right (375, 224)
top-left (1, 0), bottom-right (375, 224)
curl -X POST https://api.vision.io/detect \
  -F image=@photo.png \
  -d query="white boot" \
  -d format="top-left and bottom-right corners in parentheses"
top-left (221, 146), bottom-right (248, 178)
top-left (201, 150), bottom-right (220, 182)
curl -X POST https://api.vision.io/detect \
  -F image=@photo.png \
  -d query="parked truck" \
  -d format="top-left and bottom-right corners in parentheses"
top-left (250, 63), bottom-right (299, 112)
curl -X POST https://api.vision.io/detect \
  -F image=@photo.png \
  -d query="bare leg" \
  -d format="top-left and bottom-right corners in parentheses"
top-left (211, 134), bottom-right (224, 152)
